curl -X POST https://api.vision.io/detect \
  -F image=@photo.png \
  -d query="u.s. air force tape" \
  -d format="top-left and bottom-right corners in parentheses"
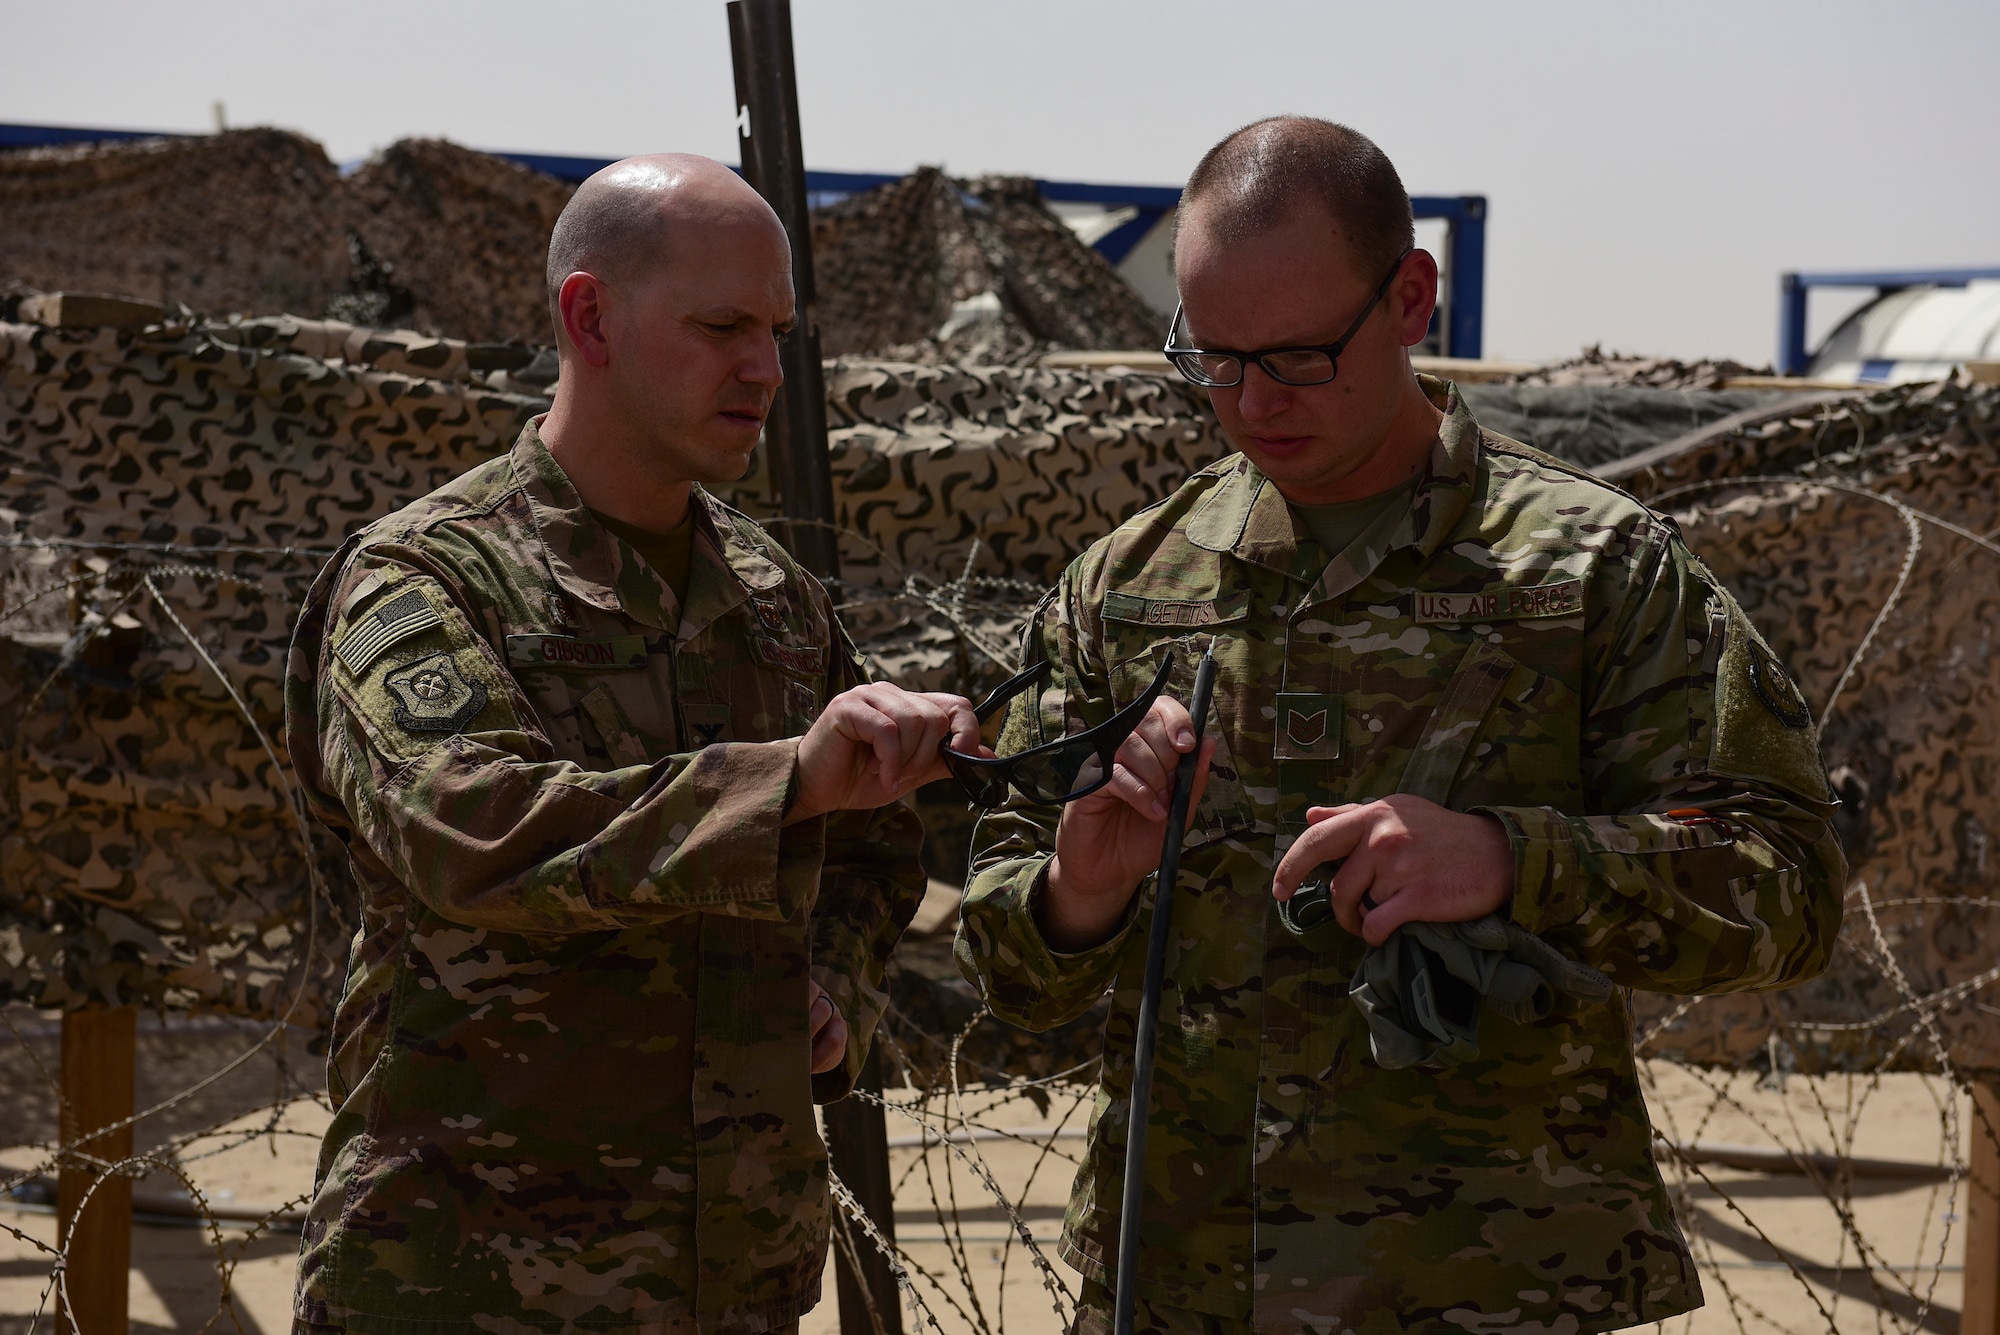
top-left (334, 590), bottom-right (442, 673)
top-left (1413, 578), bottom-right (1583, 624)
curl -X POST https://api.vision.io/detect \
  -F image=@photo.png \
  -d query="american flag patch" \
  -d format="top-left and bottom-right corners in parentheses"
top-left (334, 589), bottom-right (443, 673)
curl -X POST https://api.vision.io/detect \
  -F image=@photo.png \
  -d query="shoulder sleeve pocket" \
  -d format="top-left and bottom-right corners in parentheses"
top-left (327, 574), bottom-right (520, 766)
top-left (1703, 583), bottom-right (1831, 804)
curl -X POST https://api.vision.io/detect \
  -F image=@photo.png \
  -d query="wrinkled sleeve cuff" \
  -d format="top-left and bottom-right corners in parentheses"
top-left (1032, 859), bottom-right (1146, 968)
top-left (624, 737), bottom-right (820, 921)
top-left (954, 855), bottom-right (1141, 1033)
top-left (1471, 804), bottom-right (1582, 936)
top-left (773, 808), bottom-right (828, 925)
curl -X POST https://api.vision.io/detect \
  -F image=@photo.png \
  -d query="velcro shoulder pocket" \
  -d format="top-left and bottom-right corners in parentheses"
top-left (1705, 588), bottom-right (1830, 803)
top-left (327, 574), bottom-right (516, 765)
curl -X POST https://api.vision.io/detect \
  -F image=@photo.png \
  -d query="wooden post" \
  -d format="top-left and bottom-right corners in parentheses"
top-left (823, 1046), bottom-right (902, 1335)
top-left (1967, 1080), bottom-right (2000, 1335)
top-left (56, 1005), bottom-right (136, 1335)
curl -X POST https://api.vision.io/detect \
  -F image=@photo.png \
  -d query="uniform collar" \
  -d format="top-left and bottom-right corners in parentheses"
top-left (512, 418), bottom-right (785, 636)
top-left (1186, 375), bottom-right (1483, 593)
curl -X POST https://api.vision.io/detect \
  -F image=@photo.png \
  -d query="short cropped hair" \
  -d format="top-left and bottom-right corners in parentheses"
top-left (1179, 117), bottom-right (1414, 279)
top-left (544, 178), bottom-right (668, 336)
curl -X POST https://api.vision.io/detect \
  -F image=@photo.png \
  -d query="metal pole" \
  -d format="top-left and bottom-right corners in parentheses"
top-left (1777, 272), bottom-right (1809, 377)
top-left (1966, 1080), bottom-right (2000, 1335)
top-left (1446, 196), bottom-right (1486, 361)
top-left (726, 21), bottom-right (877, 1330)
top-left (727, 0), bottom-right (840, 580)
top-left (56, 1005), bottom-right (136, 1335)
top-left (1114, 649), bottom-right (1218, 1335)
top-left (822, 1046), bottom-right (901, 1335)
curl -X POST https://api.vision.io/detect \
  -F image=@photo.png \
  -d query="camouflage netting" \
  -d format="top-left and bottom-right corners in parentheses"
top-left (0, 305), bottom-right (1227, 1027)
top-left (2, 132), bottom-right (1157, 363)
top-left (812, 168), bottom-right (1162, 366)
top-left (0, 130), bottom-right (350, 318)
top-left (3, 298), bottom-right (1996, 1079)
top-left (775, 358), bottom-right (1232, 696)
top-left (1505, 342), bottom-right (1773, 391)
top-left (0, 131), bottom-right (580, 349)
top-left (1608, 379), bottom-right (2000, 1074)
top-left (1455, 383), bottom-right (1794, 473)
top-left (336, 139), bottom-right (575, 342)
top-left (0, 310), bottom-right (549, 1023)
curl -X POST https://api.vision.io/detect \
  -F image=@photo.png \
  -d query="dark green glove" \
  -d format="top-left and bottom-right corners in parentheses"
top-left (1277, 874), bottom-right (1613, 1069)
top-left (1347, 916), bottom-right (1612, 1068)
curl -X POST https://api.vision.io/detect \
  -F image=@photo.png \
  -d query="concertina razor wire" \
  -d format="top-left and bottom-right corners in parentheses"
top-left (1, 479), bottom-right (1997, 1335)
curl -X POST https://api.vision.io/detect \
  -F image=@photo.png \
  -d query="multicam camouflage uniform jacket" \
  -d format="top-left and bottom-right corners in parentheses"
top-left (956, 380), bottom-right (1844, 1333)
top-left (283, 421), bottom-right (924, 1335)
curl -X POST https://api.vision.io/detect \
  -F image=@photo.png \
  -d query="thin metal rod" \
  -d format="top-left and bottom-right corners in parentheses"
top-left (1114, 647), bottom-right (1217, 1335)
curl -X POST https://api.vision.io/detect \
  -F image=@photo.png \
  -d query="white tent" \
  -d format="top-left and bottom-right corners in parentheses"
top-left (1812, 280), bottom-right (2000, 383)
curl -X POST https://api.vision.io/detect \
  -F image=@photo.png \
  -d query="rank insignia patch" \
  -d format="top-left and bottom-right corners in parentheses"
top-left (1273, 692), bottom-right (1342, 761)
top-left (384, 652), bottom-right (489, 733)
top-left (1288, 708), bottom-right (1328, 747)
top-left (683, 702), bottom-right (729, 748)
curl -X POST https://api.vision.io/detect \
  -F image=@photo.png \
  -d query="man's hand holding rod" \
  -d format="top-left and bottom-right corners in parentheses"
top-left (1036, 696), bottom-right (1217, 952)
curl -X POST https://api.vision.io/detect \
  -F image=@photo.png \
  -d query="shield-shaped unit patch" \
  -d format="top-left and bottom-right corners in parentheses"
top-left (1747, 639), bottom-right (1812, 729)
top-left (385, 652), bottom-right (489, 733)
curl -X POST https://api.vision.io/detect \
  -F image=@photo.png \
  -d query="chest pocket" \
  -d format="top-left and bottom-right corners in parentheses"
top-left (1395, 634), bottom-right (1584, 813)
top-left (677, 602), bottom-right (826, 746)
top-left (577, 685), bottom-right (652, 768)
top-left (507, 626), bottom-right (677, 768)
top-left (1101, 591), bottom-right (1265, 850)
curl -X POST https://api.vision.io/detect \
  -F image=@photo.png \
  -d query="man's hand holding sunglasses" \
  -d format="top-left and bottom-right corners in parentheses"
top-left (1036, 696), bottom-right (1218, 953)
top-left (784, 683), bottom-right (983, 826)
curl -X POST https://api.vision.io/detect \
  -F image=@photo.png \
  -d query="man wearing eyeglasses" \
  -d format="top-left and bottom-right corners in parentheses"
top-left (285, 155), bottom-right (977, 1335)
top-left (956, 117), bottom-right (1843, 1333)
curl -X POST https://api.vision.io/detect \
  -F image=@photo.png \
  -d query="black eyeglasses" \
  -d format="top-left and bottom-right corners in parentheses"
top-left (1163, 249), bottom-right (1413, 388)
top-left (941, 654), bottom-right (1176, 809)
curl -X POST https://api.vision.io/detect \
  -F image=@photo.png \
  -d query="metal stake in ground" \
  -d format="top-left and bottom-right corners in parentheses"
top-left (1115, 648), bottom-right (1218, 1335)
top-left (727, 0), bottom-right (840, 580)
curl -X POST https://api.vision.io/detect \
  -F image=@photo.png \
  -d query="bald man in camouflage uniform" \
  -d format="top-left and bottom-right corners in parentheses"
top-left (286, 155), bottom-right (974, 1334)
top-left (956, 118), bottom-right (1844, 1334)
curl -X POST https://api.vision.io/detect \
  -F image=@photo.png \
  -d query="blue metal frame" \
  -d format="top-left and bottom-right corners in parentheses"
top-left (2, 122), bottom-right (1488, 356)
top-left (0, 122), bottom-right (175, 151)
top-left (1778, 266), bottom-right (2000, 375)
top-left (1417, 195), bottom-right (1486, 360)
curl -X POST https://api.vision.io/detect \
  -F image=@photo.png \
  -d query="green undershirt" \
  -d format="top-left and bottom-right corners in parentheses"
top-left (1289, 474), bottom-right (1422, 560)
top-left (594, 506), bottom-right (696, 622)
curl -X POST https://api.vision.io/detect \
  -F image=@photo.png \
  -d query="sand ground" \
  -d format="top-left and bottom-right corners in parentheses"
top-left (0, 1008), bottom-right (1974, 1335)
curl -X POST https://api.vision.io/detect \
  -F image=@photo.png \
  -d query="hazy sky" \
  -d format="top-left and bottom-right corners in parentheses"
top-left (5, 1), bottom-right (1993, 365)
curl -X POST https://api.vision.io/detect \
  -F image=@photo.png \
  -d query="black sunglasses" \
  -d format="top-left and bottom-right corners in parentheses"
top-left (941, 653), bottom-right (1177, 809)
top-left (1164, 248), bottom-right (1413, 388)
